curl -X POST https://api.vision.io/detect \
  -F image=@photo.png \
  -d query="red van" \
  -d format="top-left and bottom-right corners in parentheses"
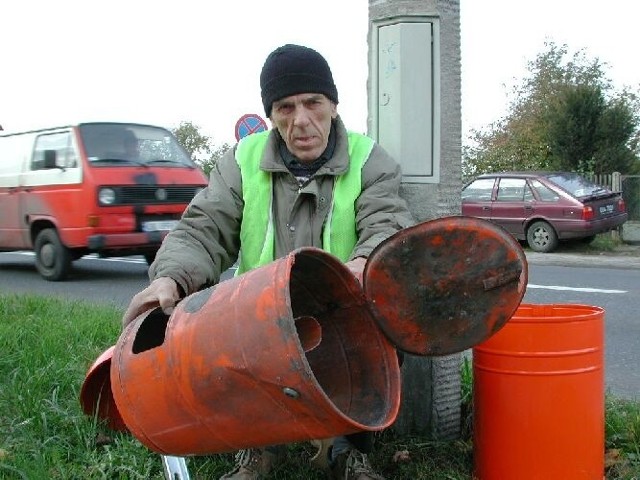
top-left (0, 122), bottom-right (208, 280)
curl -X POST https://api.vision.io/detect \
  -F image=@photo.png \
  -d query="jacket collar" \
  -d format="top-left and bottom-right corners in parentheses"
top-left (259, 115), bottom-right (351, 177)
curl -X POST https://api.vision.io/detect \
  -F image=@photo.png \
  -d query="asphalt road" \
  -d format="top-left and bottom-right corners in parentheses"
top-left (523, 260), bottom-right (640, 400)
top-left (2, 244), bottom-right (638, 302)
top-left (1, 248), bottom-right (638, 400)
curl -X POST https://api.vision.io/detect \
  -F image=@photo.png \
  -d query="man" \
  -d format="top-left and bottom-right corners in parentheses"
top-left (122, 44), bottom-right (414, 480)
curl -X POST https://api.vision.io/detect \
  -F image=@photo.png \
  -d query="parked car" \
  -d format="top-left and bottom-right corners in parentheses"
top-left (461, 171), bottom-right (628, 252)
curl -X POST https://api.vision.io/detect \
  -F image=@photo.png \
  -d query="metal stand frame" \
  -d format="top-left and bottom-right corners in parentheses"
top-left (161, 455), bottom-right (190, 480)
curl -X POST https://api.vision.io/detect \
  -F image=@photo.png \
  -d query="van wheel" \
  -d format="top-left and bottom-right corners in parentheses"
top-left (526, 221), bottom-right (558, 253)
top-left (34, 229), bottom-right (72, 281)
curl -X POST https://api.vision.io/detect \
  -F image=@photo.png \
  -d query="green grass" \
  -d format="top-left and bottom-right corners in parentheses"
top-left (590, 233), bottom-right (625, 251)
top-left (0, 294), bottom-right (638, 479)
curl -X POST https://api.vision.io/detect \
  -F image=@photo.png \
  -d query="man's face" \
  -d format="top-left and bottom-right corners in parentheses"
top-left (270, 93), bottom-right (337, 163)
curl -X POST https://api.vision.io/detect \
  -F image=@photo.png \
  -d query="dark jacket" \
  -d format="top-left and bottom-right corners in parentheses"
top-left (150, 116), bottom-right (414, 296)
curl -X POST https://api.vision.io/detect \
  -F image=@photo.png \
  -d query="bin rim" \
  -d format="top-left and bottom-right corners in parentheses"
top-left (79, 345), bottom-right (127, 431)
top-left (507, 303), bottom-right (605, 323)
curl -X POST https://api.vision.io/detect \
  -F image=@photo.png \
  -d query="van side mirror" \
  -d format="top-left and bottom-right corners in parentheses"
top-left (43, 150), bottom-right (57, 169)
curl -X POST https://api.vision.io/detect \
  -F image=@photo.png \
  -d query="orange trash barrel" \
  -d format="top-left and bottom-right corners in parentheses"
top-left (110, 247), bottom-right (401, 456)
top-left (473, 303), bottom-right (605, 480)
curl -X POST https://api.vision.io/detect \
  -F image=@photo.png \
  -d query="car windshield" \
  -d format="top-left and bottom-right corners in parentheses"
top-left (543, 173), bottom-right (610, 198)
top-left (79, 123), bottom-right (196, 168)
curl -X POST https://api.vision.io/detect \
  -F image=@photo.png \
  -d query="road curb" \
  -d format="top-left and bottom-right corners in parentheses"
top-left (525, 251), bottom-right (640, 269)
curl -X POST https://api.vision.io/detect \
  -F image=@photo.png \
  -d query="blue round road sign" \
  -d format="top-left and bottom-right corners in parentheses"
top-left (235, 114), bottom-right (268, 141)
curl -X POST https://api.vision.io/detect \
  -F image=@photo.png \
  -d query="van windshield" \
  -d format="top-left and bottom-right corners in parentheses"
top-left (79, 123), bottom-right (196, 168)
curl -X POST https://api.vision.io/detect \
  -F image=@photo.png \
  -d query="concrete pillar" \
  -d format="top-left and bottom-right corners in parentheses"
top-left (367, 0), bottom-right (462, 439)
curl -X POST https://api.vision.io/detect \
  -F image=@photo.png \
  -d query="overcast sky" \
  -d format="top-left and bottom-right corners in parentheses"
top-left (1, 0), bottom-right (638, 145)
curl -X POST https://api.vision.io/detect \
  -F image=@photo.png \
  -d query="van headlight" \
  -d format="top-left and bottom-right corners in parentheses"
top-left (98, 188), bottom-right (117, 205)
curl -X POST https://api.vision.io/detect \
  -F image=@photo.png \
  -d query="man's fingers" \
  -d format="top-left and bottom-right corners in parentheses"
top-left (122, 295), bottom-right (158, 328)
top-left (121, 277), bottom-right (180, 329)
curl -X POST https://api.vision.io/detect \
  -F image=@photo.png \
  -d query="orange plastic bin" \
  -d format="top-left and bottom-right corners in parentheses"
top-left (473, 303), bottom-right (605, 480)
top-left (110, 248), bottom-right (401, 455)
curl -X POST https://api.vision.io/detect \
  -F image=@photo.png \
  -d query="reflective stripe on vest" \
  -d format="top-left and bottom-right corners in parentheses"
top-left (235, 130), bottom-right (374, 274)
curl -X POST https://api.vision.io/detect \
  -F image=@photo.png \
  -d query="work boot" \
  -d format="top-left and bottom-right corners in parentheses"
top-left (329, 448), bottom-right (386, 480)
top-left (219, 448), bottom-right (281, 479)
top-left (309, 438), bottom-right (334, 472)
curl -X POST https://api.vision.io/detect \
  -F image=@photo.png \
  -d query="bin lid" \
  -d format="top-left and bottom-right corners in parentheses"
top-left (363, 216), bottom-right (527, 356)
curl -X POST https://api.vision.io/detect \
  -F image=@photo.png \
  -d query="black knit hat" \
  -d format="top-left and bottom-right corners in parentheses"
top-left (260, 44), bottom-right (339, 117)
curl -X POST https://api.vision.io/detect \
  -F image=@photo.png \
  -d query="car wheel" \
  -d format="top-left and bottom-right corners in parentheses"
top-left (526, 221), bottom-right (559, 253)
top-left (34, 228), bottom-right (72, 281)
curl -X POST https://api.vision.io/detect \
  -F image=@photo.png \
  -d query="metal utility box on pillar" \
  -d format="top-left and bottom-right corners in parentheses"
top-left (370, 17), bottom-right (440, 183)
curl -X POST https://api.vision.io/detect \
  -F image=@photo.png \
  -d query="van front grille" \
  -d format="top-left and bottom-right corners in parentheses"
top-left (102, 185), bottom-right (201, 205)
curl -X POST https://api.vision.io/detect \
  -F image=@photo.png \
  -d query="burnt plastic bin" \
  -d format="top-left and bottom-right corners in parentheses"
top-left (79, 345), bottom-right (126, 431)
top-left (473, 303), bottom-right (605, 480)
top-left (110, 248), bottom-right (401, 455)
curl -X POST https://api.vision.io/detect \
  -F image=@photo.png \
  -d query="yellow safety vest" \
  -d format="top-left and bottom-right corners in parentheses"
top-left (235, 130), bottom-right (374, 274)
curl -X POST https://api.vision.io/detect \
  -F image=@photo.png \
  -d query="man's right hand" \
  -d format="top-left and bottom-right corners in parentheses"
top-left (122, 277), bottom-right (182, 329)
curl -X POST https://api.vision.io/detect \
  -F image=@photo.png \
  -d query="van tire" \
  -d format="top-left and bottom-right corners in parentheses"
top-left (526, 221), bottom-right (558, 253)
top-left (34, 229), bottom-right (72, 281)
